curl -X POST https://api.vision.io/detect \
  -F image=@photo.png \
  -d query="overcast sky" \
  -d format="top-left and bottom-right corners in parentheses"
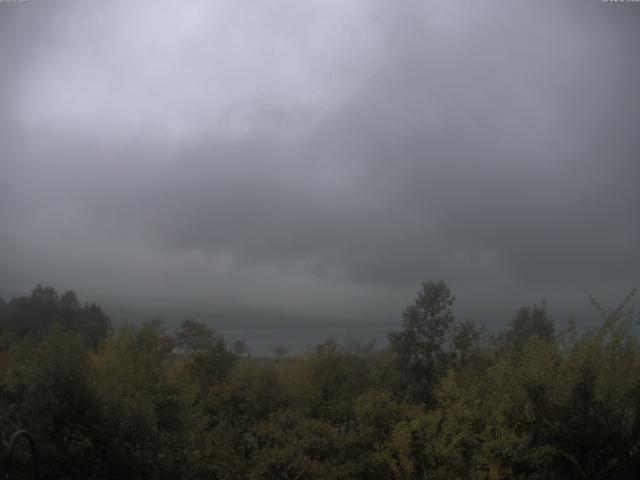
top-left (1, 0), bottom-right (639, 327)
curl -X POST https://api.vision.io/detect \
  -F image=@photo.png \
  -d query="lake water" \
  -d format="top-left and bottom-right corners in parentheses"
top-left (220, 328), bottom-right (391, 356)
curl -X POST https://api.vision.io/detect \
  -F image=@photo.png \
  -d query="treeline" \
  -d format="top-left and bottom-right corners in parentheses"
top-left (0, 283), bottom-right (638, 479)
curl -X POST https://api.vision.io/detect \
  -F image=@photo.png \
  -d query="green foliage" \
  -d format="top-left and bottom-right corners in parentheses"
top-left (501, 302), bottom-right (554, 350)
top-left (388, 281), bottom-right (456, 405)
top-left (0, 283), bottom-right (638, 479)
top-left (0, 327), bottom-right (103, 479)
top-left (451, 320), bottom-right (484, 366)
top-left (301, 339), bottom-right (370, 424)
top-left (91, 321), bottom-right (189, 479)
top-left (175, 319), bottom-right (237, 391)
top-left (0, 285), bottom-right (110, 349)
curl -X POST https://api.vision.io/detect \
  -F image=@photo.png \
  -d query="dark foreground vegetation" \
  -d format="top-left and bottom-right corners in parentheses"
top-left (0, 283), bottom-right (639, 479)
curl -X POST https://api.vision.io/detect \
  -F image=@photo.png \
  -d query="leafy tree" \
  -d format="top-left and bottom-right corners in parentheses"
top-left (1, 327), bottom-right (103, 479)
top-left (175, 319), bottom-right (236, 391)
top-left (502, 302), bottom-right (554, 350)
top-left (388, 281), bottom-right (456, 405)
top-left (0, 285), bottom-right (110, 348)
top-left (451, 320), bottom-right (483, 366)
top-left (91, 321), bottom-right (192, 480)
top-left (175, 318), bottom-right (214, 353)
top-left (352, 390), bottom-right (421, 478)
top-left (302, 339), bottom-right (370, 427)
top-left (195, 361), bottom-right (292, 478)
top-left (250, 411), bottom-right (352, 480)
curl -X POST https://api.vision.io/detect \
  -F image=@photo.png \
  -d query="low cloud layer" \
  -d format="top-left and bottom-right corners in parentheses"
top-left (1, 1), bottom-right (639, 324)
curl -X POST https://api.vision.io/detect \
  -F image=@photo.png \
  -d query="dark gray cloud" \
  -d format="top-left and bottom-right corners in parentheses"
top-left (1, 0), bottom-right (639, 324)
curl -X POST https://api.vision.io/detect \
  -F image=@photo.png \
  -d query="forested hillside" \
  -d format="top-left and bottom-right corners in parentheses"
top-left (0, 283), bottom-right (638, 479)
